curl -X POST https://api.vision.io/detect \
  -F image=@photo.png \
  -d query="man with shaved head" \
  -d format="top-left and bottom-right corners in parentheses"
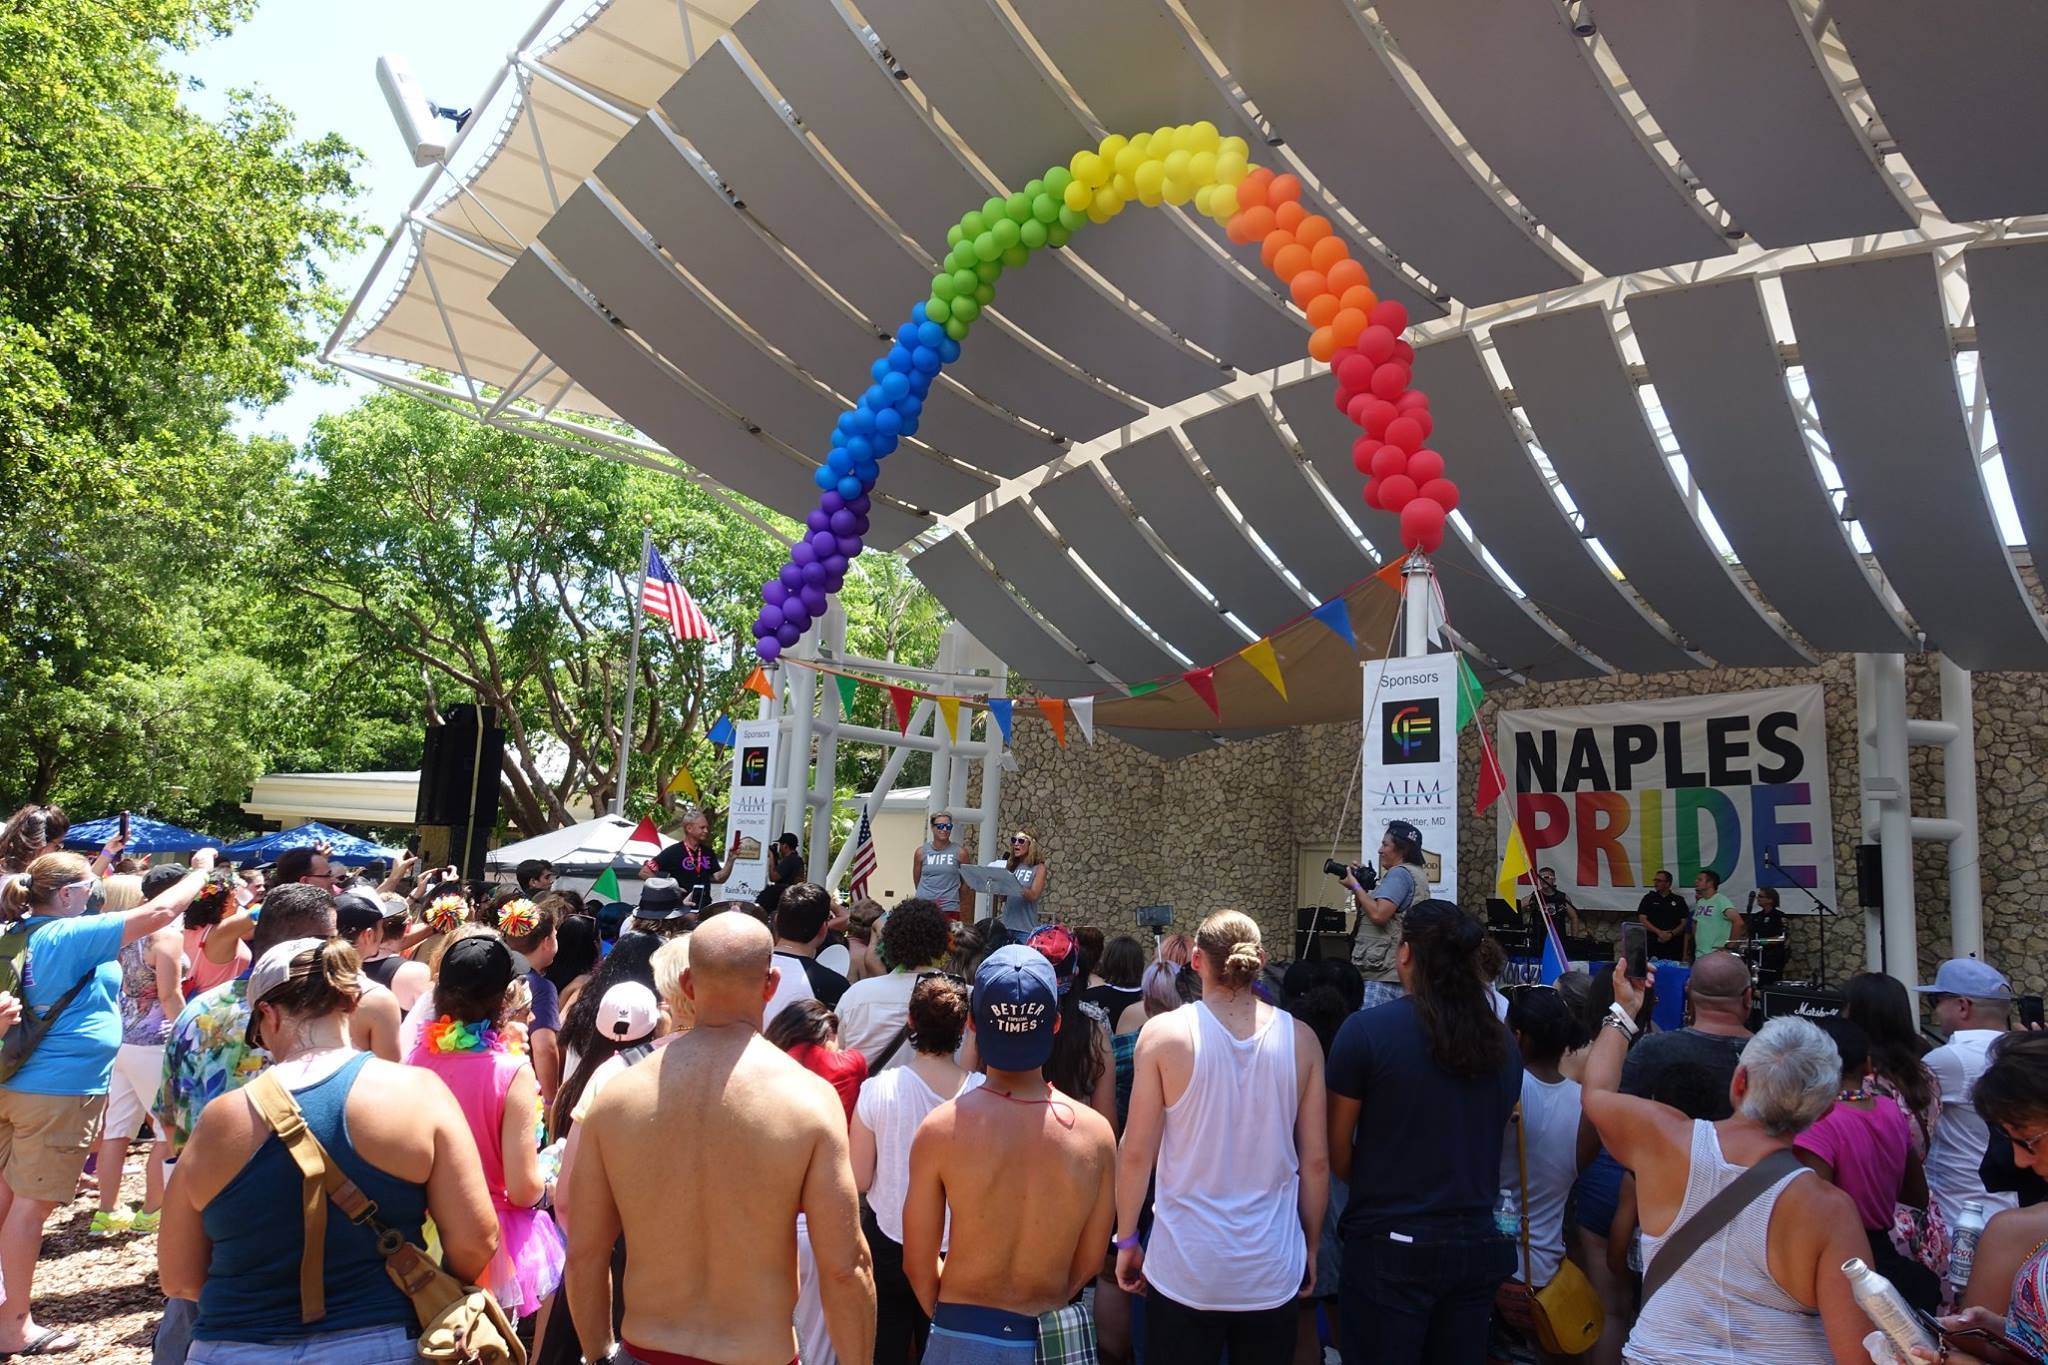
top-left (1619, 949), bottom-right (1756, 1120)
top-left (566, 912), bottom-right (876, 1364)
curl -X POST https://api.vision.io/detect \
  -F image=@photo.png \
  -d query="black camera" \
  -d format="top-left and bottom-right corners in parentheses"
top-left (1324, 859), bottom-right (1376, 891)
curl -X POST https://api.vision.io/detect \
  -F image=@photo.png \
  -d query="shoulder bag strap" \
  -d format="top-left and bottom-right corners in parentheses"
top-left (1640, 1145), bottom-right (1805, 1305)
top-left (871, 1022), bottom-right (913, 1070)
top-left (1512, 1102), bottom-right (1534, 1286)
top-left (245, 1071), bottom-right (335, 1323)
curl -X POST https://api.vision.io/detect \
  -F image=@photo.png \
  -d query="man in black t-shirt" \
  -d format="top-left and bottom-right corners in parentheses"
top-left (755, 833), bottom-right (808, 913)
top-left (1636, 869), bottom-right (1690, 958)
top-left (1618, 950), bottom-right (1754, 1119)
top-left (771, 881), bottom-right (849, 1006)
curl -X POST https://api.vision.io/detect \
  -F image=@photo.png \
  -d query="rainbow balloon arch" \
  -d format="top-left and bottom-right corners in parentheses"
top-left (751, 121), bottom-right (1459, 665)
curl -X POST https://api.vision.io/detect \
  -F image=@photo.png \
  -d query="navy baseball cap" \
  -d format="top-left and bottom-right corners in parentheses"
top-left (973, 945), bottom-right (1060, 1071)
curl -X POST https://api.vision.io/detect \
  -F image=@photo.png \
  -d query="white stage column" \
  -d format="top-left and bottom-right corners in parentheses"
top-left (1940, 657), bottom-right (1982, 960)
top-left (1402, 553), bottom-right (1433, 658)
top-left (1864, 653), bottom-right (1919, 990)
top-left (807, 603), bottom-right (847, 880)
top-left (784, 648), bottom-right (817, 861)
top-left (977, 710), bottom-right (1004, 872)
top-left (1855, 654), bottom-right (1884, 970)
top-left (927, 628), bottom-right (959, 824)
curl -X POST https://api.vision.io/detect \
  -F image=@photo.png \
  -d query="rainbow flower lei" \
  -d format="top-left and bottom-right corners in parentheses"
top-left (498, 898), bottom-right (541, 939)
top-left (425, 894), bottom-right (468, 934)
top-left (423, 1014), bottom-right (503, 1055)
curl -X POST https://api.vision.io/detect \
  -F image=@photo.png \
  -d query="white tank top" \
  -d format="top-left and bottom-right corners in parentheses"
top-left (1142, 1001), bottom-right (1305, 1311)
top-left (1624, 1120), bottom-right (1826, 1364)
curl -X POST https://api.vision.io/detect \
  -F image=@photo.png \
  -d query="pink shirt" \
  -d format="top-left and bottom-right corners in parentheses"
top-left (183, 926), bottom-right (249, 995)
top-left (1795, 1097), bottom-right (1911, 1230)
top-left (413, 1048), bottom-right (529, 1210)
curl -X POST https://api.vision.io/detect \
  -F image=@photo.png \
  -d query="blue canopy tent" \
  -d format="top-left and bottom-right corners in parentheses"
top-left (221, 820), bottom-right (399, 864)
top-left (62, 815), bottom-right (224, 856)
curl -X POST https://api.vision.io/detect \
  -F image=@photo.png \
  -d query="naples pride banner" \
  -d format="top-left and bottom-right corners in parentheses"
top-left (1493, 685), bottom-right (1835, 914)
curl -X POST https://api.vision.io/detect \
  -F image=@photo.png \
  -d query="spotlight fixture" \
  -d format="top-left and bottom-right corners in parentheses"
top-left (1570, 2), bottom-right (1597, 37)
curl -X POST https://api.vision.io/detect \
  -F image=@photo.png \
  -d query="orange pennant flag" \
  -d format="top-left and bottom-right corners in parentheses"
top-left (1373, 552), bottom-right (1410, 593)
top-left (1036, 697), bottom-right (1067, 747)
top-left (1183, 666), bottom-right (1221, 719)
top-left (742, 665), bottom-right (776, 699)
top-left (1239, 637), bottom-right (1287, 700)
top-left (887, 684), bottom-right (915, 734)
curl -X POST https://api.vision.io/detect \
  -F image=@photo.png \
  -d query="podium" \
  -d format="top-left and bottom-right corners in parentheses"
top-left (957, 864), bottom-right (1028, 902)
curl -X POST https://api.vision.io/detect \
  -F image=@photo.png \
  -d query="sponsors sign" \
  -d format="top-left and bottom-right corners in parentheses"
top-left (723, 717), bottom-right (780, 901)
top-left (1361, 653), bottom-right (1460, 896)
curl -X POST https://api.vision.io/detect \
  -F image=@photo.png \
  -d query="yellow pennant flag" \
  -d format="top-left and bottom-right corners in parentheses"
top-left (665, 766), bottom-right (700, 803)
top-left (1238, 637), bottom-right (1287, 700)
top-left (937, 695), bottom-right (961, 742)
top-left (1495, 823), bottom-right (1533, 903)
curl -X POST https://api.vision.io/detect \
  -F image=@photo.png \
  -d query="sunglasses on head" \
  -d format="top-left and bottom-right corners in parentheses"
top-left (915, 969), bottom-right (969, 987)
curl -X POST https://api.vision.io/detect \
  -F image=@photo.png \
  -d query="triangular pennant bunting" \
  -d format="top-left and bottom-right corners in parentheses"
top-left (1496, 823), bottom-right (1533, 903)
top-left (588, 868), bottom-right (622, 903)
top-left (988, 697), bottom-right (1014, 746)
top-left (1456, 655), bottom-right (1485, 733)
top-left (1125, 681), bottom-right (1160, 698)
top-left (742, 666), bottom-right (776, 699)
top-left (1070, 695), bottom-right (1096, 744)
top-left (1239, 637), bottom-right (1288, 700)
top-left (625, 816), bottom-right (661, 848)
top-left (1182, 666), bottom-right (1221, 719)
top-left (832, 673), bottom-right (859, 716)
top-left (664, 766), bottom-right (700, 802)
top-left (887, 684), bottom-right (915, 735)
top-left (1373, 553), bottom-right (1410, 592)
top-left (1036, 697), bottom-right (1067, 747)
top-left (937, 695), bottom-right (961, 742)
top-left (1475, 735), bottom-right (1506, 816)
top-left (1310, 598), bottom-right (1357, 650)
top-left (707, 714), bottom-right (736, 747)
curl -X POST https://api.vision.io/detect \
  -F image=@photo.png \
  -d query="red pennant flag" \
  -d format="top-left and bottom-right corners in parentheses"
top-left (624, 815), bottom-right (662, 848)
top-left (1474, 731), bottom-right (1507, 815)
top-left (888, 684), bottom-right (915, 734)
top-left (1036, 697), bottom-right (1067, 747)
top-left (1183, 666), bottom-right (1221, 719)
top-left (1373, 553), bottom-right (1410, 593)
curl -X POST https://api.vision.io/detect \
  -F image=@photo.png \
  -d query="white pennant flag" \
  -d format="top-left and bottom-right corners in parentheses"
top-left (1070, 695), bottom-right (1096, 744)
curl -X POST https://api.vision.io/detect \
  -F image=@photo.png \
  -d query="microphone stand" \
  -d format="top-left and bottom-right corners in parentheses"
top-left (1762, 849), bottom-right (1837, 986)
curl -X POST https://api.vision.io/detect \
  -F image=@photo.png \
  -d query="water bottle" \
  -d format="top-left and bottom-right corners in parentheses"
top-left (1494, 1188), bottom-right (1521, 1238)
top-left (1843, 1256), bottom-right (1936, 1357)
top-left (1950, 1199), bottom-right (1987, 1292)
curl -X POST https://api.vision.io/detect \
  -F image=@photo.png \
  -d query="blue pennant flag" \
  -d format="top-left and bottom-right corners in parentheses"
top-left (987, 697), bottom-right (1014, 747)
top-left (707, 714), bottom-right (737, 747)
top-left (1538, 905), bottom-right (1572, 986)
top-left (1310, 598), bottom-right (1357, 650)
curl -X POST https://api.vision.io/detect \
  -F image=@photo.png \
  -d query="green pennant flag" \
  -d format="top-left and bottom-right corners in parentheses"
top-left (589, 867), bottom-right (622, 903)
top-left (832, 673), bottom-right (859, 715)
top-left (1455, 655), bottom-right (1484, 733)
top-left (1125, 681), bottom-right (1161, 697)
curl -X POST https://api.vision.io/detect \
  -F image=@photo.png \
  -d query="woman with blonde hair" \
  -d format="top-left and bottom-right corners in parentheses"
top-left (989, 828), bottom-right (1051, 945)
top-left (1115, 910), bottom-right (1330, 1363)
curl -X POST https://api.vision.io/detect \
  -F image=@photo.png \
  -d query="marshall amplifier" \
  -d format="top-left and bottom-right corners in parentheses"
top-left (1760, 984), bottom-right (1844, 1024)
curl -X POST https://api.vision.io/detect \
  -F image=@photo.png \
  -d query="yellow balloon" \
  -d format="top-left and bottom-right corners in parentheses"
top-left (1211, 183), bottom-right (1240, 219)
top-left (1086, 201), bottom-right (1114, 224)
top-left (1194, 183), bottom-right (1216, 215)
top-left (1220, 135), bottom-right (1249, 161)
top-left (1163, 176), bottom-right (1194, 206)
top-left (1218, 155), bottom-right (1250, 186)
top-left (1133, 160), bottom-right (1165, 200)
top-left (1163, 148), bottom-right (1192, 181)
top-left (1098, 132), bottom-right (1128, 161)
top-left (1070, 151), bottom-right (1104, 188)
top-left (1171, 124), bottom-right (1198, 153)
top-left (1063, 179), bottom-right (1093, 211)
top-left (1113, 142), bottom-right (1144, 177)
top-left (1191, 120), bottom-right (1221, 152)
top-left (1152, 125), bottom-right (1175, 150)
top-left (1112, 170), bottom-right (1136, 199)
top-left (1093, 184), bottom-right (1126, 217)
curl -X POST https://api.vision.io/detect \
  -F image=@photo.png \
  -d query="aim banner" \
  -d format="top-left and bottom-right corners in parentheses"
top-left (1361, 653), bottom-right (1460, 897)
top-left (1494, 685), bottom-right (1835, 914)
top-left (722, 717), bottom-right (780, 901)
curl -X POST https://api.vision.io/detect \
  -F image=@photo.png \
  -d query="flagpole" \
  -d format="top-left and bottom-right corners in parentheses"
top-left (615, 526), bottom-right (652, 818)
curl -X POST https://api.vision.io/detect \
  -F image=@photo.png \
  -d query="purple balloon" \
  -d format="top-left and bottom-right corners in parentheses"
top-left (807, 509), bottom-right (831, 533)
top-left (763, 579), bottom-right (788, 606)
top-left (783, 602), bottom-right (811, 631)
top-left (835, 533), bottom-right (862, 558)
top-left (810, 529), bottom-right (838, 557)
top-left (800, 561), bottom-right (826, 586)
top-left (757, 604), bottom-right (781, 631)
top-left (821, 490), bottom-right (845, 514)
top-left (829, 508), bottom-right (857, 535)
top-left (775, 622), bottom-right (801, 647)
top-left (791, 540), bottom-right (816, 567)
top-left (798, 584), bottom-right (828, 615)
top-left (778, 563), bottom-right (803, 590)
top-left (756, 637), bottom-right (781, 662)
top-left (823, 571), bottom-right (845, 593)
top-left (821, 552), bottom-right (847, 574)
top-left (850, 495), bottom-right (872, 515)
top-left (852, 514), bottom-right (871, 537)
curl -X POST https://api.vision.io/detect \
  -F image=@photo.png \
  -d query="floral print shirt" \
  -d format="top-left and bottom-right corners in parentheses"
top-left (158, 977), bottom-right (269, 1150)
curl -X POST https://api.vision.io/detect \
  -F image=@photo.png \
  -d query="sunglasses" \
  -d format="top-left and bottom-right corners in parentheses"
top-left (932, 823), bottom-right (953, 831)
top-left (915, 969), bottom-right (969, 988)
top-left (1011, 836), bottom-right (1030, 844)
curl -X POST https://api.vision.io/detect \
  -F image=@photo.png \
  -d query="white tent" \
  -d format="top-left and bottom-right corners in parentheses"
top-left (485, 813), bottom-right (673, 888)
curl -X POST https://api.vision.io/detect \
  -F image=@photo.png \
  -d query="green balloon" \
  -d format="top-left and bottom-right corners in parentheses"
top-left (1047, 223), bottom-right (1072, 248)
top-left (946, 224), bottom-right (965, 249)
top-left (1032, 194), bottom-right (1059, 224)
top-left (1005, 192), bottom-right (1032, 222)
top-left (932, 273), bottom-right (957, 300)
top-left (1024, 178), bottom-right (1046, 200)
top-left (960, 211), bottom-right (986, 238)
top-left (1001, 244), bottom-right (1029, 267)
top-left (1019, 218), bottom-right (1048, 249)
top-left (946, 316), bottom-right (970, 341)
top-left (975, 260), bottom-right (1003, 284)
top-left (948, 242), bottom-right (976, 271)
top-left (1058, 205), bottom-right (1086, 231)
top-left (952, 296), bottom-right (981, 323)
top-left (926, 295), bottom-right (952, 322)
top-left (982, 196), bottom-right (1007, 221)
top-left (973, 231), bottom-right (1002, 262)
top-left (974, 282), bottom-right (996, 305)
top-left (991, 217), bottom-right (1021, 250)
top-left (1044, 166), bottom-right (1073, 195)
top-left (952, 268), bottom-right (979, 296)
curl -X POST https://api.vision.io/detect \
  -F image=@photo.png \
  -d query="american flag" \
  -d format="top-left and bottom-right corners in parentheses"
top-left (641, 543), bottom-right (717, 643)
top-left (848, 803), bottom-right (878, 900)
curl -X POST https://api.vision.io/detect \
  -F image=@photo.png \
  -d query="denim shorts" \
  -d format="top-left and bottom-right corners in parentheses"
top-left (187, 1324), bottom-right (419, 1364)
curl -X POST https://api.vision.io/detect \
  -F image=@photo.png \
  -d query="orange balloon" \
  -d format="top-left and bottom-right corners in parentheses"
top-left (1274, 200), bottom-right (1306, 233)
top-left (1308, 325), bottom-right (1337, 362)
top-left (1340, 284), bottom-right (1378, 314)
top-left (1305, 292), bottom-right (1341, 328)
top-left (1332, 307), bottom-right (1368, 348)
top-left (1240, 205), bottom-right (1278, 241)
top-left (1261, 229), bottom-right (1296, 269)
top-left (1295, 214), bottom-right (1333, 246)
top-left (1272, 242), bottom-right (1312, 281)
top-left (1326, 258), bottom-right (1368, 295)
top-left (1309, 236), bottom-right (1350, 272)
top-left (1226, 212), bottom-right (1256, 244)
top-left (1290, 269), bottom-right (1328, 307)
top-left (1268, 172), bottom-right (1303, 205)
top-left (1236, 169), bottom-right (1273, 210)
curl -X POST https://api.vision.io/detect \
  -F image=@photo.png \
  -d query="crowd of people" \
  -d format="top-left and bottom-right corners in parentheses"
top-left (5, 800), bottom-right (2048, 1363)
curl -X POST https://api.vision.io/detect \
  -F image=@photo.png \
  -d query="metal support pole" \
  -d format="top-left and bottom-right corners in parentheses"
top-left (1868, 653), bottom-right (1918, 990)
top-left (1855, 653), bottom-right (1883, 970)
top-left (1940, 656), bottom-right (1982, 960)
top-left (807, 604), bottom-right (847, 880)
top-left (784, 647), bottom-right (818, 859)
top-left (613, 528), bottom-right (651, 817)
top-left (1402, 554), bottom-right (1434, 658)
top-left (977, 715), bottom-right (1005, 875)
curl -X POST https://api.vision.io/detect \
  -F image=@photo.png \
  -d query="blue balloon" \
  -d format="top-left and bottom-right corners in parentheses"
top-left (846, 436), bottom-right (873, 462)
top-left (871, 358), bottom-right (891, 383)
top-left (779, 563), bottom-right (804, 589)
top-left (871, 434), bottom-right (897, 457)
top-left (854, 460), bottom-right (880, 484)
top-left (823, 553), bottom-right (848, 575)
top-left (887, 345), bottom-right (914, 373)
top-left (911, 301), bottom-right (928, 324)
top-left (776, 622), bottom-right (801, 647)
top-left (836, 411), bottom-right (857, 434)
top-left (862, 386), bottom-right (887, 412)
top-left (912, 347), bottom-right (941, 375)
top-left (813, 465), bottom-right (837, 491)
top-left (882, 372), bottom-right (911, 402)
top-left (917, 321), bottom-right (946, 348)
top-left (896, 323), bottom-right (919, 347)
top-left (830, 428), bottom-right (848, 449)
top-left (826, 449), bottom-right (852, 476)
top-left (838, 475), bottom-right (863, 500)
top-left (908, 372), bottom-right (933, 399)
top-left (873, 408), bottom-right (903, 438)
top-left (830, 508), bottom-right (857, 535)
top-left (937, 336), bottom-right (961, 363)
top-left (821, 490), bottom-right (845, 513)
top-left (850, 407), bottom-right (876, 434)
top-left (900, 415), bottom-right (920, 438)
top-left (899, 395), bottom-right (923, 418)
top-left (791, 539), bottom-right (816, 566)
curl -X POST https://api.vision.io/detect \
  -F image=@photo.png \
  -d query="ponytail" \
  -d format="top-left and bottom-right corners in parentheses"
top-left (1, 873), bottom-right (29, 922)
top-left (1, 852), bottom-right (91, 922)
top-left (1196, 910), bottom-right (1265, 991)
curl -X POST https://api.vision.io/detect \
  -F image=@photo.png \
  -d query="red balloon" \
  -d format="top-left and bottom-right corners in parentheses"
top-left (1359, 325), bottom-right (1397, 365)
top-left (1336, 354), bottom-right (1375, 393)
top-left (1382, 416), bottom-right (1424, 453)
top-left (1361, 477), bottom-right (1383, 510)
top-left (1346, 392), bottom-right (1374, 425)
top-left (1419, 477), bottom-right (1460, 514)
top-left (1400, 496), bottom-right (1446, 552)
top-left (1370, 445), bottom-right (1407, 480)
top-left (1360, 399), bottom-right (1395, 438)
top-left (1350, 436), bottom-right (1380, 475)
top-left (1369, 300), bottom-right (1410, 334)
top-left (1405, 449), bottom-right (1443, 483)
top-left (1370, 363), bottom-right (1411, 401)
top-left (1395, 390), bottom-right (1430, 412)
top-left (1407, 408), bottom-right (1434, 441)
top-left (1379, 474), bottom-right (1418, 511)
top-left (1328, 344), bottom-right (1357, 371)
top-left (1393, 339), bottom-right (1416, 365)
top-left (1333, 384), bottom-right (1355, 414)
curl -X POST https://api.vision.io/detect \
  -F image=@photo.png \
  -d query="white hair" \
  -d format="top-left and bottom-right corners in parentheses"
top-left (1737, 1016), bottom-right (1841, 1137)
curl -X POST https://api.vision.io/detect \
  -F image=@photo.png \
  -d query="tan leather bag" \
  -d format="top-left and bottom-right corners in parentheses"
top-left (1506, 1102), bottom-right (1604, 1355)
top-left (245, 1070), bottom-right (526, 1365)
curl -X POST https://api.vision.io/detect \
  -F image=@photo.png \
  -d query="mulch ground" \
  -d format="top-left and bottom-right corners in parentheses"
top-left (31, 1140), bottom-right (160, 1363)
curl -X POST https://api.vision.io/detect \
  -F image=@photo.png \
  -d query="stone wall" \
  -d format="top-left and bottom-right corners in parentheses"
top-left (993, 653), bottom-right (2048, 993)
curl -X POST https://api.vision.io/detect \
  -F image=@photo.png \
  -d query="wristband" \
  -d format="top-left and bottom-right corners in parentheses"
top-left (1114, 1231), bottom-right (1141, 1250)
top-left (1605, 1002), bottom-right (1639, 1039)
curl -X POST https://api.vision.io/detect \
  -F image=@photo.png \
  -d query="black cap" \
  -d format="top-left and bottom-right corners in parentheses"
top-left (1385, 819), bottom-right (1422, 848)
top-left (334, 891), bottom-right (386, 938)
top-left (438, 934), bottom-right (516, 998)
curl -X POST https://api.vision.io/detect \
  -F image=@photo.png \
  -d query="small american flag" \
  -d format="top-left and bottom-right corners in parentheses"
top-left (848, 803), bottom-right (878, 900)
top-left (642, 543), bottom-right (717, 643)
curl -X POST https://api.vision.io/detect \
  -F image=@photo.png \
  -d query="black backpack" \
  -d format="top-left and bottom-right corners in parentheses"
top-left (0, 919), bottom-right (99, 1082)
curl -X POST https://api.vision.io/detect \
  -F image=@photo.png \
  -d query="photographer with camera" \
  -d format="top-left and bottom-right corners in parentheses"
top-left (1344, 820), bottom-right (1429, 1011)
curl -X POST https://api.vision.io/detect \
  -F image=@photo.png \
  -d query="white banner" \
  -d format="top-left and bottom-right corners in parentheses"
top-left (1494, 685), bottom-right (1835, 913)
top-left (1361, 653), bottom-right (1460, 897)
top-left (722, 717), bottom-right (780, 901)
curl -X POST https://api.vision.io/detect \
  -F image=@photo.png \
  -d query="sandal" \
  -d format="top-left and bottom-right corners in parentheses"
top-left (0, 1326), bottom-right (79, 1357)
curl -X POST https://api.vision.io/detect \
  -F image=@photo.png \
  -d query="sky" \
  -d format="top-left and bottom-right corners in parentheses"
top-left (176, 1), bottom-right (556, 445)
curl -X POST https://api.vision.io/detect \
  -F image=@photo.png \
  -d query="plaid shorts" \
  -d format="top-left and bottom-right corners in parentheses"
top-left (1034, 1301), bottom-right (1095, 1365)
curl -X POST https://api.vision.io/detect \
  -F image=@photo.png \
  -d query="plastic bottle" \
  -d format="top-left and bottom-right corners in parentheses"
top-left (1844, 1257), bottom-right (1936, 1357)
top-left (1950, 1199), bottom-right (1987, 1291)
top-left (1494, 1188), bottom-right (1520, 1239)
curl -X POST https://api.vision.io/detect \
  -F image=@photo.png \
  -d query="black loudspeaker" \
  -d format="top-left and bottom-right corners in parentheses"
top-left (1761, 984), bottom-right (1844, 1023)
top-left (1855, 844), bottom-right (1883, 910)
top-left (416, 705), bottom-right (504, 877)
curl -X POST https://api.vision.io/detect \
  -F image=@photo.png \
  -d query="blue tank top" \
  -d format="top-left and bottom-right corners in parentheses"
top-left (196, 1052), bottom-right (428, 1342)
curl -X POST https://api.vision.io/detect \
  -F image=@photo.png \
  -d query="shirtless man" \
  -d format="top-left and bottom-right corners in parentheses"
top-left (902, 945), bottom-right (1117, 1361)
top-left (565, 911), bottom-right (874, 1365)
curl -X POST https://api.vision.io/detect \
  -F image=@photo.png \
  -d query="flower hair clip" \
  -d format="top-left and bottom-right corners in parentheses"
top-left (425, 894), bottom-right (468, 934)
top-left (499, 898), bottom-right (541, 939)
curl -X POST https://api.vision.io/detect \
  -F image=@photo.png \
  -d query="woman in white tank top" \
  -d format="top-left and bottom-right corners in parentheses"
top-left (1113, 911), bottom-right (1328, 1365)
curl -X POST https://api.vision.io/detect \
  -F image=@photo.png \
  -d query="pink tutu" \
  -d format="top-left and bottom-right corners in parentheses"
top-left (483, 1203), bottom-right (566, 1317)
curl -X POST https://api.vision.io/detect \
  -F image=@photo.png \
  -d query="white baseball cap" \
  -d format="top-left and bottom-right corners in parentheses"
top-left (596, 981), bottom-right (661, 1043)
